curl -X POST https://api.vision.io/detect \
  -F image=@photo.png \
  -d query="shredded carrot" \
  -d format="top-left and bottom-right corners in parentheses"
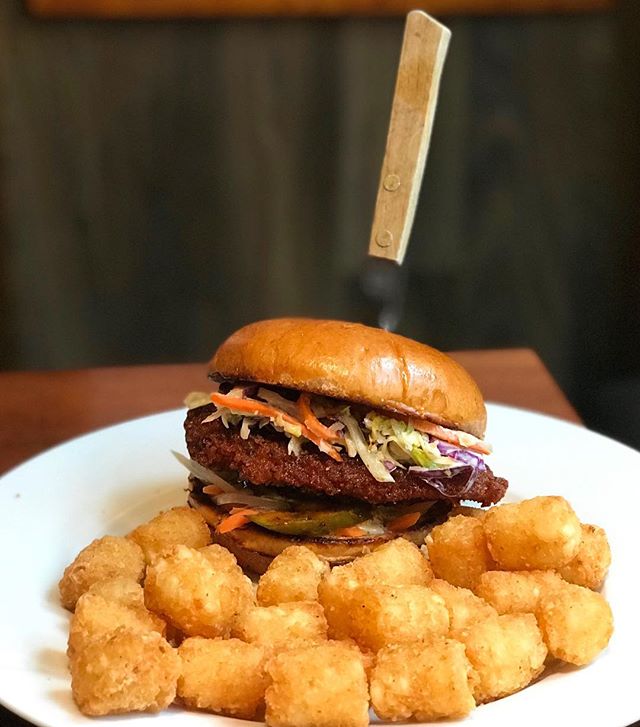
top-left (387, 511), bottom-right (422, 532)
top-left (297, 393), bottom-right (343, 443)
top-left (211, 392), bottom-right (299, 425)
top-left (316, 440), bottom-right (342, 462)
top-left (216, 508), bottom-right (258, 534)
top-left (210, 391), bottom-right (343, 462)
top-left (335, 526), bottom-right (367, 538)
top-left (410, 418), bottom-right (492, 455)
top-left (303, 431), bottom-right (343, 462)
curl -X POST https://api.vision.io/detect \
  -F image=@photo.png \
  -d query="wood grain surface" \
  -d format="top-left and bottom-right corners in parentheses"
top-left (26, 0), bottom-right (615, 19)
top-left (368, 11), bottom-right (450, 264)
top-left (0, 349), bottom-right (579, 476)
top-left (0, 2), bottom-right (621, 424)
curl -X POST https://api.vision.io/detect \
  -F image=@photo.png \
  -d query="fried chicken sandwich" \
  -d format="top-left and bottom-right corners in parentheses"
top-left (178, 318), bottom-right (507, 573)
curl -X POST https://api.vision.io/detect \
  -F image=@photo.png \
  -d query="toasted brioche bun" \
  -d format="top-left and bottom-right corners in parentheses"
top-left (189, 495), bottom-right (432, 575)
top-left (210, 318), bottom-right (487, 438)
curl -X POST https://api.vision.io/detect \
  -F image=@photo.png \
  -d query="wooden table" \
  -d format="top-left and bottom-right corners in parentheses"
top-left (0, 348), bottom-right (579, 727)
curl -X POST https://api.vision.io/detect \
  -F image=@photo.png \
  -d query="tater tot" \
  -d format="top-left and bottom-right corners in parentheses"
top-left (265, 642), bottom-right (369, 727)
top-left (370, 638), bottom-right (475, 721)
top-left (144, 544), bottom-right (254, 638)
top-left (128, 506), bottom-right (211, 563)
top-left (537, 582), bottom-right (613, 665)
top-left (257, 546), bottom-right (329, 606)
top-left (177, 637), bottom-right (267, 718)
top-left (450, 505), bottom-right (489, 520)
top-left (458, 613), bottom-right (547, 704)
top-left (68, 591), bottom-right (166, 657)
top-left (484, 496), bottom-right (582, 570)
top-left (318, 539), bottom-right (432, 639)
top-left (558, 524), bottom-right (611, 590)
top-left (429, 579), bottom-right (498, 637)
top-left (323, 583), bottom-right (449, 652)
top-left (351, 537), bottom-right (432, 586)
top-left (357, 585), bottom-right (449, 652)
top-left (476, 570), bottom-right (564, 615)
top-left (318, 538), bottom-right (433, 639)
top-left (425, 515), bottom-right (494, 589)
top-left (199, 543), bottom-right (243, 572)
top-left (70, 627), bottom-right (179, 716)
top-left (233, 601), bottom-right (327, 655)
top-left (352, 641), bottom-right (376, 680)
top-left (59, 536), bottom-right (145, 611)
top-left (86, 577), bottom-right (146, 607)
top-left (318, 566), bottom-right (361, 640)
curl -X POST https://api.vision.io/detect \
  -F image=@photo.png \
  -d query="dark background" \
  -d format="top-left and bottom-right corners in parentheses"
top-left (1, 1), bottom-right (639, 448)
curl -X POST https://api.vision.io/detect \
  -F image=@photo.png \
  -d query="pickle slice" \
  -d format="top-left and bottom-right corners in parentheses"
top-left (248, 509), bottom-right (367, 536)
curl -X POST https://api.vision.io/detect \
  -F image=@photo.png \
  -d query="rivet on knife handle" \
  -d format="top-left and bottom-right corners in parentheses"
top-left (368, 10), bottom-right (451, 265)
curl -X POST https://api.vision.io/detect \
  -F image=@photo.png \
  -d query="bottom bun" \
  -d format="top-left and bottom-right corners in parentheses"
top-left (188, 495), bottom-right (435, 574)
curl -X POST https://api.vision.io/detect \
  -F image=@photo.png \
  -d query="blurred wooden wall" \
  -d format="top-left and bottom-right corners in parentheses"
top-left (0, 0), bottom-right (634, 425)
top-left (25, 0), bottom-right (614, 17)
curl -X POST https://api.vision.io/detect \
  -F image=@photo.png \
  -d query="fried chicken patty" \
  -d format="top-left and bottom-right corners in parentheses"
top-left (185, 406), bottom-right (507, 506)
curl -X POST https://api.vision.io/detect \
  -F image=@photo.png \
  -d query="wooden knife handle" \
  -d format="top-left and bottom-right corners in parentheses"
top-left (368, 10), bottom-right (451, 265)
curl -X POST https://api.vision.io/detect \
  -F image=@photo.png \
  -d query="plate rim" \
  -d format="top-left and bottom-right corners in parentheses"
top-left (0, 402), bottom-right (638, 727)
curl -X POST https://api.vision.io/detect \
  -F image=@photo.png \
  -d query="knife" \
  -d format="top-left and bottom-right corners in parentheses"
top-left (361, 10), bottom-right (451, 331)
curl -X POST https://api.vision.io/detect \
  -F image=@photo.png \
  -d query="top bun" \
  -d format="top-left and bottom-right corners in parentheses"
top-left (210, 318), bottom-right (487, 438)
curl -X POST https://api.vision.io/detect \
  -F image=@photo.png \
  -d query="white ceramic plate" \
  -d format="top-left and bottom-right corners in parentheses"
top-left (0, 404), bottom-right (638, 727)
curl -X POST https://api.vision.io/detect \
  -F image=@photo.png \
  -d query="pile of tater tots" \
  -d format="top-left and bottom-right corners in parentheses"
top-left (58, 495), bottom-right (613, 724)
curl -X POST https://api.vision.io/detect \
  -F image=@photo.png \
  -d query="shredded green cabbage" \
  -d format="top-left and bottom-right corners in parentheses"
top-left (364, 413), bottom-right (458, 469)
top-left (184, 391), bottom-right (211, 409)
top-left (240, 418), bottom-right (252, 440)
top-left (338, 411), bottom-right (395, 483)
top-left (258, 388), bottom-right (300, 418)
top-left (287, 436), bottom-right (303, 456)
